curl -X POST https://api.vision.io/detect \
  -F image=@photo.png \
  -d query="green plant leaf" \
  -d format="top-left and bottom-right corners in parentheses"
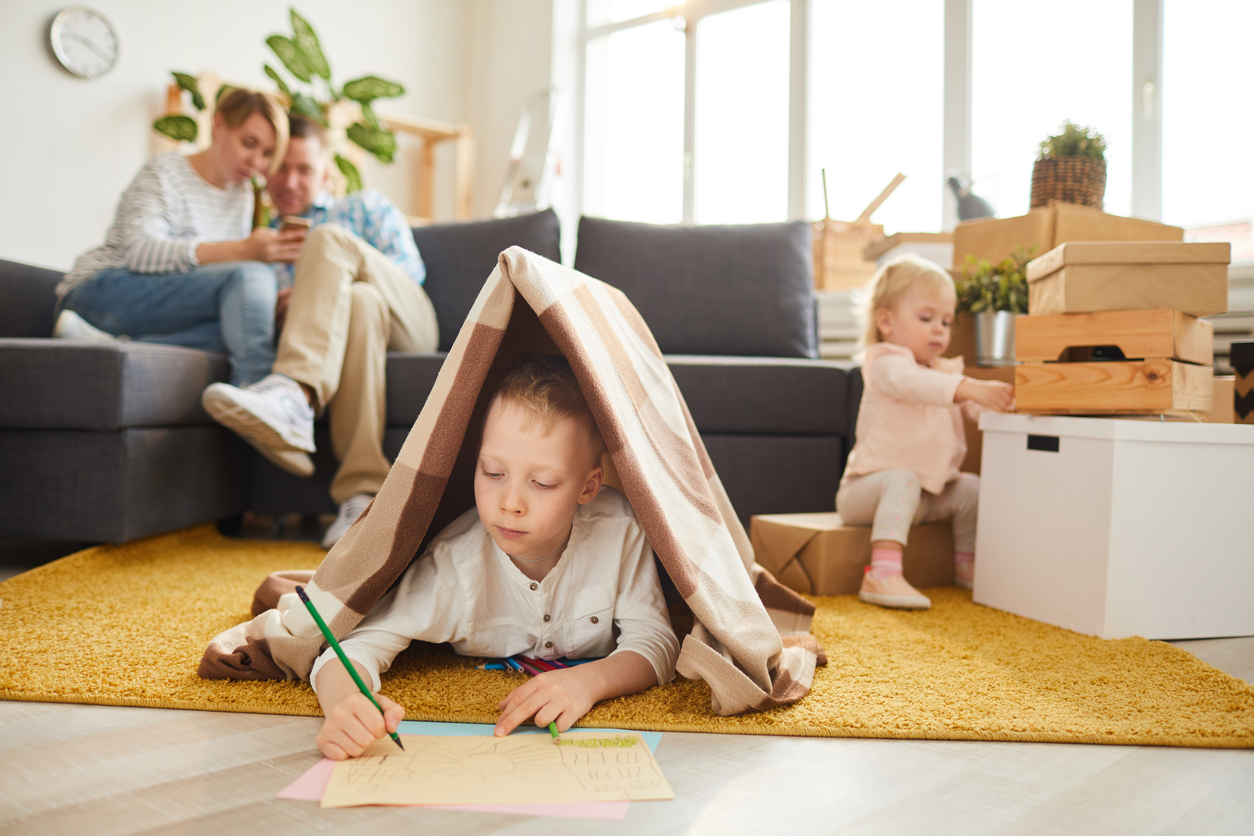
top-left (263, 64), bottom-right (292, 99)
top-left (341, 75), bottom-right (405, 103)
top-left (290, 92), bottom-right (326, 124)
top-left (1038, 120), bottom-right (1106, 162)
top-left (171, 72), bottom-right (205, 111)
top-left (360, 101), bottom-right (379, 129)
top-left (346, 122), bottom-right (396, 163)
top-left (215, 84), bottom-right (234, 103)
top-left (290, 9), bottom-right (331, 80)
top-left (152, 115), bottom-right (198, 143)
top-left (335, 153), bottom-right (363, 193)
top-left (266, 34), bottom-right (312, 82)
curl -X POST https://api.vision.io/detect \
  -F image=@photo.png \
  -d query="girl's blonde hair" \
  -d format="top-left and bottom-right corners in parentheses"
top-left (213, 87), bottom-right (289, 175)
top-left (855, 254), bottom-right (955, 356)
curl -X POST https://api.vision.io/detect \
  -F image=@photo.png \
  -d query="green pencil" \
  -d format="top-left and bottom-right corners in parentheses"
top-left (296, 585), bottom-right (404, 752)
top-left (548, 721), bottom-right (561, 744)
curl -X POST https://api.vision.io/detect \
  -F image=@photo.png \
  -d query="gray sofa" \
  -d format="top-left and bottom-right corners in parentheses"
top-left (0, 210), bottom-right (853, 544)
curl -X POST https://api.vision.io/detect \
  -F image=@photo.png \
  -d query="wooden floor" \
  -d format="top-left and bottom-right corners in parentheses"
top-left (2, 559), bottom-right (1252, 834)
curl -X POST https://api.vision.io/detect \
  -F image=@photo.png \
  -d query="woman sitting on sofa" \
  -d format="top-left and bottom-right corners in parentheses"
top-left (54, 87), bottom-right (306, 387)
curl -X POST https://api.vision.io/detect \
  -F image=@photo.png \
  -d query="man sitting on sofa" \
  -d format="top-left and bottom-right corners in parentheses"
top-left (203, 115), bottom-right (439, 549)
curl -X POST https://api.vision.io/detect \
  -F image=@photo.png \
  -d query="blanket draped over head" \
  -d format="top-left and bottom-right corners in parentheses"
top-left (200, 247), bottom-right (825, 714)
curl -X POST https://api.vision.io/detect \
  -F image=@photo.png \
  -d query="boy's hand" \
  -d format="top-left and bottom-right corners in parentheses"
top-left (495, 668), bottom-right (597, 737)
top-left (956, 378), bottom-right (1015, 413)
top-left (316, 692), bottom-right (406, 760)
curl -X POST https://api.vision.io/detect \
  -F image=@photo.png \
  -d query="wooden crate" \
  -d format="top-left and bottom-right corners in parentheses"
top-left (1206, 376), bottom-right (1236, 423)
top-left (750, 513), bottom-right (954, 597)
top-left (1015, 360), bottom-right (1213, 417)
top-left (1026, 241), bottom-right (1231, 317)
top-left (1015, 309), bottom-right (1213, 365)
top-left (952, 202), bottom-right (1182, 269)
top-left (812, 219), bottom-right (883, 290)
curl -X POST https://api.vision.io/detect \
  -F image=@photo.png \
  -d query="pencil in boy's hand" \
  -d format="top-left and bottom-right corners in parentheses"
top-left (548, 721), bottom-right (561, 744)
top-left (295, 585), bottom-right (404, 752)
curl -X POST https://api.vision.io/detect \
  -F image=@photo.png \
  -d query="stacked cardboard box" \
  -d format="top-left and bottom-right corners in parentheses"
top-left (1014, 242), bottom-right (1230, 418)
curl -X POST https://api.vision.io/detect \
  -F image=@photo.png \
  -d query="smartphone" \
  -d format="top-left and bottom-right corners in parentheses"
top-left (279, 216), bottom-right (312, 232)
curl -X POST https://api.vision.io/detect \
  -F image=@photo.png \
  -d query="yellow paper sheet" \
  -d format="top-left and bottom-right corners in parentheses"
top-left (321, 731), bottom-right (674, 808)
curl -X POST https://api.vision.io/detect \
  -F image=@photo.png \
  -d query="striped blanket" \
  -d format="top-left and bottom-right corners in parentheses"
top-left (201, 247), bottom-right (824, 714)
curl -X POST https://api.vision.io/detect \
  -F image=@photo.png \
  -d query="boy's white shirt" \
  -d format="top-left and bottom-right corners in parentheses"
top-left (309, 486), bottom-right (679, 693)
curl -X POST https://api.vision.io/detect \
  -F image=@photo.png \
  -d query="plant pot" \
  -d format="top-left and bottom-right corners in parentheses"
top-left (974, 311), bottom-right (1016, 367)
top-left (1030, 156), bottom-right (1106, 210)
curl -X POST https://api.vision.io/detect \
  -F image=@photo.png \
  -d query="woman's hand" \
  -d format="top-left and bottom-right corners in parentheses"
top-left (316, 692), bottom-right (406, 760)
top-left (246, 226), bottom-right (306, 263)
top-left (955, 378), bottom-right (1015, 413)
top-left (495, 668), bottom-right (597, 737)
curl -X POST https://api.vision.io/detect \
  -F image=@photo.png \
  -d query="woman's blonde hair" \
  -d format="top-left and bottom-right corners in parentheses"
top-left (213, 87), bottom-right (289, 175)
top-left (855, 254), bottom-right (955, 356)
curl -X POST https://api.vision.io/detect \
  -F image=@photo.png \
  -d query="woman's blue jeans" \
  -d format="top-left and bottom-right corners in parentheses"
top-left (62, 261), bottom-right (277, 386)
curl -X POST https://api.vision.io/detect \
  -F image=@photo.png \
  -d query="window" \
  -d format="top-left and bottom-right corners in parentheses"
top-left (1162, 0), bottom-right (1254, 259)
top-left (808, 0), bottom-right (944, 231)
top-left (971, 0), bottom-right (1133, 221)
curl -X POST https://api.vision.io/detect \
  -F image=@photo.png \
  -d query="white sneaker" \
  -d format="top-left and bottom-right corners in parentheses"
top-left (202, 374), bottom-right (316, 473)
top-left (322, 493), bottom-right (374, 549)
top-left (53, 310), bottom-right (124, 343)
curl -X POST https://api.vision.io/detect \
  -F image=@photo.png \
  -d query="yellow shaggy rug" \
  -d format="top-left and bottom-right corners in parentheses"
top-left (2, 525), bottom-right (1252, 748)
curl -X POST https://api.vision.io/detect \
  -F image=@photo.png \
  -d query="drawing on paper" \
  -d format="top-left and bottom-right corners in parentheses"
top-left (321, 732), bottom-right (674, 808)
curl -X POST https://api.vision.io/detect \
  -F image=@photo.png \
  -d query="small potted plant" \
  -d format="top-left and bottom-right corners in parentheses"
top-left (954, 248), bottom-right (1032, 366)
top-left (1030, 120), bottom-right (1107, 210)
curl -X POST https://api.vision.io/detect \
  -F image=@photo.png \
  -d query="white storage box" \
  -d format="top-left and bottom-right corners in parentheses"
top-left (974, 413), bottom-right (1254, 640)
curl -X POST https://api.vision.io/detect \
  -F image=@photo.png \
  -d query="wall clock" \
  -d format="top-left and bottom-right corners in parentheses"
top-left (49, 6), bottom-right (119, 79)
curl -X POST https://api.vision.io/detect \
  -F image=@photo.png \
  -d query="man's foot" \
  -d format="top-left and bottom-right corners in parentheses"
top-left (53, 310), bottom-right (124, 343)
top-left (859, 571), bottom-right (931, 610)
top-left (202, 374), bottom-right (316, 471)
top-left (954, 561), bottom-right (975, 590)
top-left (322, 493), bottom-right (374, 549)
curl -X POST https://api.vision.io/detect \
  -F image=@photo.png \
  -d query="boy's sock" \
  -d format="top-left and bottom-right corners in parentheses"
top-left (867, 547), bottom-right (904, 580)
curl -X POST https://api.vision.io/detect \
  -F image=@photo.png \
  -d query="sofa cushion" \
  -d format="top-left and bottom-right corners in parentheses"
top-left (666, 356), bottom-right (849, 436)
top-left (413, 209), bottom-right (562, 352)
top-left (0, 339), bottom-right (229, 431)
top-left (0, 259), bottom-right (61, 338)
top-left (573, 216), bottom-right (817, 358)
top-left (385, 353), bottom-right (449, 425)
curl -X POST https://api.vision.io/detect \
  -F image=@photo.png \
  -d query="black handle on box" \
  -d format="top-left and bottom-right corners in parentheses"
top-left (1027, 434), bottom-right (1060, 453)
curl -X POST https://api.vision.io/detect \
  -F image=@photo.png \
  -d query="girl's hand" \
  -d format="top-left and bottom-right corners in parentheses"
top-left (494, 668), bottom-right (597, 737)
top-left (246, 226), bottom-right (306, 263)
top-left (316, 692), bottom-right (406, 760)
top-left (956, 378), bottom-right (1015, 413)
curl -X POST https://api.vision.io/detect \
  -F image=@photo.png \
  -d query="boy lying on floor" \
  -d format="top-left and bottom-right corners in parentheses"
top-left (311, 353), bottom-right (680, 759)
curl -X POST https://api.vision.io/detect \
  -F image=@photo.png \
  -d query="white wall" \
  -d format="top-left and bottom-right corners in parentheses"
top-left (0, 0), bottom-right (558, 272)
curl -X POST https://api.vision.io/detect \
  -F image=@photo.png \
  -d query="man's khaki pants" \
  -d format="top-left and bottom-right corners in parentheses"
top-left (274, 224), bottom-right (438, 504)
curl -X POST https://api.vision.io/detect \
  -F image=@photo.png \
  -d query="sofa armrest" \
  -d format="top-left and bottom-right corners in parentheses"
top-left (0, 259), bottom-right (62, 338)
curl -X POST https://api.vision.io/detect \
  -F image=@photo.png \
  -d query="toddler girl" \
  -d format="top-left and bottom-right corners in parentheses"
top-left (837, 255), bottom-right (1014, 609)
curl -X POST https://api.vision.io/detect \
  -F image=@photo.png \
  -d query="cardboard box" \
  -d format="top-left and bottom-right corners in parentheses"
top-left (952, 202), bottom-right (1183, 269)
top-left (974, 413), bottom-right (1254, 639)
top-left (1015, 309), bottom-right (1213, 365)
top-left (863, 232), bottom-right (954, 268)
top-left (1014, 359), bottom-right (1212, 417)
top-left (750, 513), bottom-right (954, 596)
top-left (1206, 376), bottom-right (1236, 424)
top-left (1025, 241), bottom-right (1231, 317)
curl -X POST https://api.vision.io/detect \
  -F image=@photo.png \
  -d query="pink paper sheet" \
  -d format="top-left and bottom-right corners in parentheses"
top-left (277, 757), bottom-right (630, 820)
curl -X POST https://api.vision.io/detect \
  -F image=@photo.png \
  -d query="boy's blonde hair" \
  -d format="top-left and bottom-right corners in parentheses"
top-left (856, 254), bottom-right (956, 355)
top-left (486, 353), bottom-right (605, 468)
top-left (214, 87), bottom-right (289, 175)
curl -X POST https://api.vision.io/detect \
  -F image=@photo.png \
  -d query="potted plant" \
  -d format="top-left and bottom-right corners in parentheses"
top-left (152, 7), bottom-right (405, 196)
top-left (954, 248), bottom-right (1033, 367)
top-left (1030, 120), bottom-right (1107, 210)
